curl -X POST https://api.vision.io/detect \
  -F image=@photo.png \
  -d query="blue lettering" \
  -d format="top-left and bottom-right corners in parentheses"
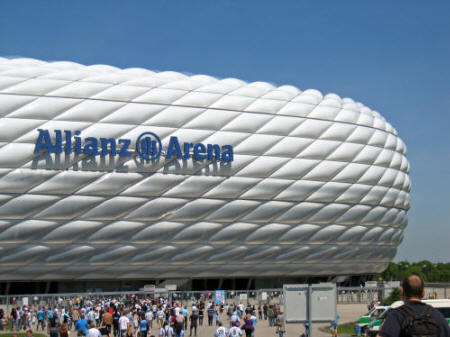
top-left (34, 129), bottom-right (234, 163)
top-left (34, 129), bottom-right (55, 154)
top-left (83, 137), bottom-right (99, 155)
top-left (193, 143), bottom-right (206, 160)
top-left (100, 138), bottom-right (117, 156)
top-left (167, 136), bottom-right (182, 159)
top-left (74, 131), bottom-right (82, 155)
top-left (64, 130), bottom-right (72, 154)
top-left (183, 143), bottom-right (193, 159)
top-left (55, 130), bottom-right (63, 154)
top-left (118, 139), bottom-right (132, 157)
top-left (207, 144), bottom-right (221, 161)
top-left (221, 145), bottom-right (234, 162)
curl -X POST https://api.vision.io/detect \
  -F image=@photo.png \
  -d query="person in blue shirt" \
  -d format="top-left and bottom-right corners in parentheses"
top-left (139, 315), bottom-right (148, 337)
top-left (46, 309), bottom-right (53, 323)
top-left (181, 307), bottom-right (188, 330)
top-left (75, 315), bottom-right (88, 336)
top-left (207, 306), bottom-right (215, 326)
top-left (36, 307), bottom-right (45, 331)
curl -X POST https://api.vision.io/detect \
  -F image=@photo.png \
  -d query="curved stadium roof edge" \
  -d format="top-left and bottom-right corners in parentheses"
top-left (0, 57), bottom-right (398, 137)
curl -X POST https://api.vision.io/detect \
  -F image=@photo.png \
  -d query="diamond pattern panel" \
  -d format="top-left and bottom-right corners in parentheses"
top-left (0, 57), bottom-right (410, 280)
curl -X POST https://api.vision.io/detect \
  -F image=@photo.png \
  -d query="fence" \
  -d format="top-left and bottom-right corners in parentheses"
top-left (0, 284), bottom-right (448, 314)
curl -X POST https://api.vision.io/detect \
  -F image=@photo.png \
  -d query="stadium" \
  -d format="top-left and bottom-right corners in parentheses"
top-left (0, 57), bottom-right (410, 292)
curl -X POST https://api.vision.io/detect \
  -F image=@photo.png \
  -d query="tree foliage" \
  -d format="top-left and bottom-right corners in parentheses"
top-left (383, 287), bottom-right (402, 304)
top-left (381, 261), bottom-right (450, 282)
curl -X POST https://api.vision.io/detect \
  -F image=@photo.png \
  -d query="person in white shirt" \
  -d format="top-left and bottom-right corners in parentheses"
top-left (215, 322), bottom-right (228, 337)
top-left (159, 321), bottom-right (173, 337)
top-left (88, 321), bottom-right (102, 337)
top-left (145, 311), bottom-right (153, 329)
top-left (228, 321), bottom-right (242, 337)
top-left (119, 312), bottom-right (130, 337)
top-left (230, 313), bottom-right (239, 327)
top-left (157, 309), bottom-right (165, 329)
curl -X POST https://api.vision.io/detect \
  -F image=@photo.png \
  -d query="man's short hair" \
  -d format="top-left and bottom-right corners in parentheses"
top-left (402, 274), bottom-right (424, 299)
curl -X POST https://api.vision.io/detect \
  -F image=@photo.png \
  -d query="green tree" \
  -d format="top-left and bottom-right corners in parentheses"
top-left (380, 261), bottom-right (450, 282)
top-left (383, 287), bottom-right (402, 304)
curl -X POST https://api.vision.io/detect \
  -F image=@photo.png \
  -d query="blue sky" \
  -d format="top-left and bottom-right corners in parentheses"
top-left (1, 1), bottom-right (449, 262)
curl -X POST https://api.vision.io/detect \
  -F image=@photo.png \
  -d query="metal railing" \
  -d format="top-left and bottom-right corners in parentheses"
top-left (0, 285), bottom-right (448, 314)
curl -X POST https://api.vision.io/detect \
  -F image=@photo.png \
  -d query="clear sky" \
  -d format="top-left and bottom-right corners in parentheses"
top-left (1, 1), bottom-right (449, 262)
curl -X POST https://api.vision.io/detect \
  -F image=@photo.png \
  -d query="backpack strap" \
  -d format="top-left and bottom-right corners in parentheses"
top-left (420, 305), bottom-right (434, 318)
top-left (397, 305), bottom-right (416, 329)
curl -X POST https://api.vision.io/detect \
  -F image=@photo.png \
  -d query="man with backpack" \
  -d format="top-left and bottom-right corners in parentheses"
top-left (159, 321), bottom-right (174, 337)
top-left (378, 274), bottom-right (449, 337)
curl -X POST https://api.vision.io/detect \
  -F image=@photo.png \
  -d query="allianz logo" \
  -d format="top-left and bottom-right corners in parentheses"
top-left (34, 129), bottom-right (234, 162)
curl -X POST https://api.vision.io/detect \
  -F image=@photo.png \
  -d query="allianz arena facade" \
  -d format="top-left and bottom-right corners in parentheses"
top-left (0, 57), bottom-right (410, 282)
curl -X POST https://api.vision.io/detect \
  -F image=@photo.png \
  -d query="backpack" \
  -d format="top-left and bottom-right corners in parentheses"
top-left (244, 318), bottom-right (253, 331)
top-left (397, 304), bottom-right (440, 337)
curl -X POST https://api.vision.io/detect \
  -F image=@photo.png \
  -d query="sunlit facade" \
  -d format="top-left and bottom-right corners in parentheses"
top-left (0, 57), bottom-right (410, 281)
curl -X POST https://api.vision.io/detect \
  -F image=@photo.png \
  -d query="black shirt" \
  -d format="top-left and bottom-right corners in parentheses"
top-left (379, 301), bottom-right (450, 337)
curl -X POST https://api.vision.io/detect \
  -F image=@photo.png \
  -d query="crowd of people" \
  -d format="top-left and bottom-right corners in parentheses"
top-left (0, 295), bottom-right (286, 337)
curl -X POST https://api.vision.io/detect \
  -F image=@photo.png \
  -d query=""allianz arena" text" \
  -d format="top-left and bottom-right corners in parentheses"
top-left (34, 129), bottom-right (234, 162)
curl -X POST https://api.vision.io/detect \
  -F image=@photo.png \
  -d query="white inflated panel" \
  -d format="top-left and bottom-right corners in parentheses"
top-left (0, 57), bottom-right (410, 280)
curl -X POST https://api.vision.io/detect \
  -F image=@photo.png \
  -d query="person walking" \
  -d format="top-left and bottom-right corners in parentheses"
top-left (87, 321), bottom-right (101, 337)
top-left (198, 308), bottom-right (203, 327)
top-left (118, 312), bottom-right (130, 337)
top-left (113, 310), bottom-right (121, 337)
top-left (228, 321), bottom-right (243, 337)
top-left (159, 321), bottom-right (173, 337)
top-left (75, 315), bottom-right (88, 337)
top-left (214, 322), bottom-right (228, 337)
top-left (59, 323), bottom-right (70, 337)
top-left (10, 308), bottom-right (19, 331)
top-left (207, 306), bottom-right (215, 327)
top-left (37, 307), bottom-right (45, 331)
top-left (48, 318), bottom-right (60, 337)
top-left (267, 306), bottom-right (273, 327)
top-left (189, 310), bottom-right (198, 337)
top-left (242, 314), bottom-right (254, 337)
top-left (103, 309), bottom-right (113, 334)
top-left (138, 314), bottom-right (149, 337)
top-left (145, 310), bottom-right (153, 330)
top-left (378, 274), bottom-right (450, 337)
top-left (156, 309), bottom-right (164, 329)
